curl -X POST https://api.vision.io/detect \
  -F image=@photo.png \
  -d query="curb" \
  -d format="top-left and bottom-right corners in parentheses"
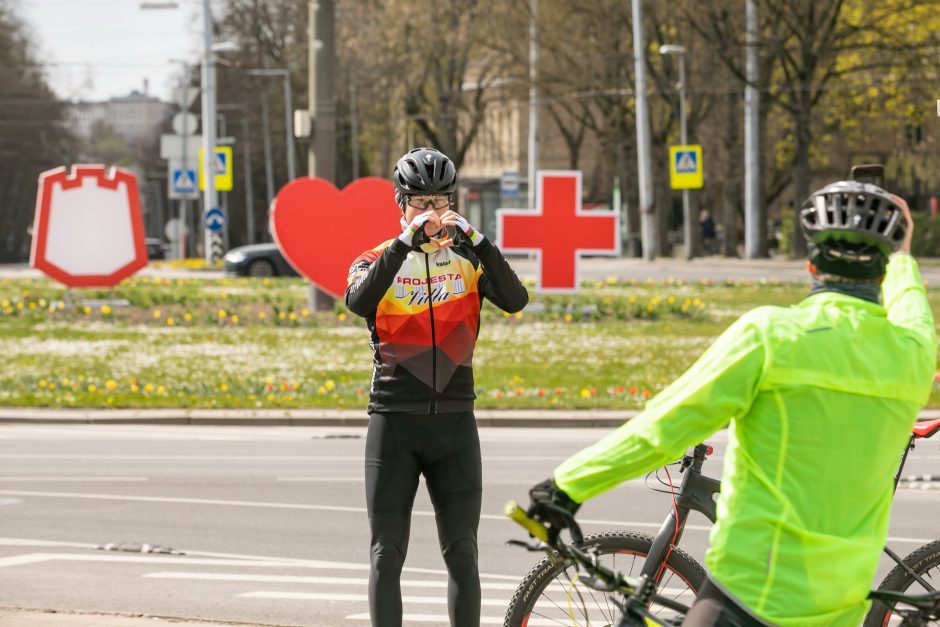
top-left (1, 408), bottom-right (940, 429)
top-left (0, 408), bottom-right (639, 429)
top-left (0, 607), bottom-right (287, 626)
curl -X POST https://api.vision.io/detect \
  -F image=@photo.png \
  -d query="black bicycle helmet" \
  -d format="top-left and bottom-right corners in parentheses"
top-left (800, 180), bottom-right (907, 280)
top-left (391, 147), bottom-right (457, 208)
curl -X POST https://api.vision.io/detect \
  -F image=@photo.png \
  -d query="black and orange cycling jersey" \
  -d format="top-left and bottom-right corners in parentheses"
top-left (345, 236), bottom-right (528, 415)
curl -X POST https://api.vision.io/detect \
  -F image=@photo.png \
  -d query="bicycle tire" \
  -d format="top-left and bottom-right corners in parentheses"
top-left (503, 530), bottom-right (707, 627)
top-left (864, 540), bottom-right (940, 627)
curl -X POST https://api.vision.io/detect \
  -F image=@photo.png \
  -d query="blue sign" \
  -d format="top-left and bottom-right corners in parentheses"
top-left (214, 151), bottom-right (228, 175)
top-left (674, 150), bottom-right (698, 174)
top-left (500, 171), bottom-right (520, 198)
top-left (204, 208), bottom-right (226, 233)
top-left (171, 168), bottom-right (197, 195)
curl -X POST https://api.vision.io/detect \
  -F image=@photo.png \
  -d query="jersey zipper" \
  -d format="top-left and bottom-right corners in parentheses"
top-left (424, 252), bottom-right (438, 415)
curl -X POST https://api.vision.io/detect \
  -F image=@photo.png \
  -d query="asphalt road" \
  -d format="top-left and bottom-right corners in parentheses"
top-left (0, 424), bottom-right (937, 626)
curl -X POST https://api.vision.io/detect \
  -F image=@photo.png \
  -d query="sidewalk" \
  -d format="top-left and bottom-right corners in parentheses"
top-left (1, 407), bottom-right (940, 429)
top-left (0, 608), bottom-right (281, 627)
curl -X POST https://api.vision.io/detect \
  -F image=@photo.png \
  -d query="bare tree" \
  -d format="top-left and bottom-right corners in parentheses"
top-left (0, 1), bottom-right (77, 262)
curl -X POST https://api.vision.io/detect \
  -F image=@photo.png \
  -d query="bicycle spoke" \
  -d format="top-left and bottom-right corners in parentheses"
top-left (584, 584), bottom-right (612, 623)
top-left (530, 607), bottom-right (586, 627)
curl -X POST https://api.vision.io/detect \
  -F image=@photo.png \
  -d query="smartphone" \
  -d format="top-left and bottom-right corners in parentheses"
top-left (851, 164), bottom-right (885, 188)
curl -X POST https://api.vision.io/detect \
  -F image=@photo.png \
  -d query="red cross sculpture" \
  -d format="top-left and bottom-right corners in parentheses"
top-left (497, 171), bottom-right (620, 292)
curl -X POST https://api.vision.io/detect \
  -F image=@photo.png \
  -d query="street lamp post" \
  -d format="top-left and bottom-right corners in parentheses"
top-left (659, 44), bottom-right (694, 260)
top-left (247, 69), bottom-right (297, 183)
top-left (199, 0), bottom-right (220, 264)
top-left (142, 0), bottom-right (224, 263)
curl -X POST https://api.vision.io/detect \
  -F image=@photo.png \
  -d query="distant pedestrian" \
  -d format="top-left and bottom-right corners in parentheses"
top-left (700, 209), bottom-right (716, 255)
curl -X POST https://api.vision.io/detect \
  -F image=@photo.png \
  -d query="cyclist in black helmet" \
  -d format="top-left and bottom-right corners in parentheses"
top-left (525, 181), bottom-right (935, 626)
top-left (346, 147), bottom-right (528, 627)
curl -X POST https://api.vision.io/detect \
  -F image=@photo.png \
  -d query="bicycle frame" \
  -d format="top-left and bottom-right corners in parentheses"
top-left (883, 434), bottom-right (938, 593)
top-left (640, 443), bottom-right (719, 583)
top-left (641, 434), bottom-right (936, 595)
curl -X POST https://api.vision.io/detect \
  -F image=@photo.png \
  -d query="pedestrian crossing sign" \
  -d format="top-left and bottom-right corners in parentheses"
top-left (669, 145), bottom-right (703, 190)
top-left (198, 146), bottom-right (234, 192)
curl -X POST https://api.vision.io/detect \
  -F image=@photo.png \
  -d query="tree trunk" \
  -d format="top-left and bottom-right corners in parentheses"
top-left (720, 86), bottom-right (740, 257)
top-left (755, 75), bottom-right (769, 258)
top-left (790, 102), bottom-right (811, 258)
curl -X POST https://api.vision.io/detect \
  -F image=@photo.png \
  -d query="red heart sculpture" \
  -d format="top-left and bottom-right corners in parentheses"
top-left (270, 177), bottom-right (402, 299)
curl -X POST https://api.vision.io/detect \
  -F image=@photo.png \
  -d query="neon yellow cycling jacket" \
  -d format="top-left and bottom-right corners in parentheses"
top-left (554, 254), bottom-right (936, 626)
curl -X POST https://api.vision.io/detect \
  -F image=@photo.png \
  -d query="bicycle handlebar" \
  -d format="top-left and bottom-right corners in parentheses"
top-left (504, 501), bottom-right (550, 542)
top-left (504, 500), bottom-right (692, 617)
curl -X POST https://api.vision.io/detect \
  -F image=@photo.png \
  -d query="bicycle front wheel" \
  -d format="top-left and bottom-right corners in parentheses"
top-left (503, 530), bottom-right (706, 627)
top-left (864, 540), bottom-right (940, 627)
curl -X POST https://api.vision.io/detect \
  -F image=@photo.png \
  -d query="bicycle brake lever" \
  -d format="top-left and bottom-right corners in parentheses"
top-left (506, 539), bottom-right (544, 552)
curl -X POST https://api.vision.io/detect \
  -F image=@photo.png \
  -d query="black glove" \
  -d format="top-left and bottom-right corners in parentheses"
top-left (527, 478), bottom-right (583, 543)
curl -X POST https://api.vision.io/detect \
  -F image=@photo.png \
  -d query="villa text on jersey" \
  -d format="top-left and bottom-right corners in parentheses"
top-left (345, 236), bottom-right (528, 415)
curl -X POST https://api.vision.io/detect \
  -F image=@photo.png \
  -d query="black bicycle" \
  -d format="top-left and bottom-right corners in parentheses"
top-left (506, 500), bottom-right (940, 627)
top-left (503, 419), bottom-right (940, 627)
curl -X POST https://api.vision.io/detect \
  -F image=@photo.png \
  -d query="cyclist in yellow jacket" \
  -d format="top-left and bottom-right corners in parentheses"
top-left (526, 182), bottom-right (936, 626)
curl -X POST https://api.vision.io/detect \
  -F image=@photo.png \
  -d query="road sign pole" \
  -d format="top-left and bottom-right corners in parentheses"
top-left (181, 76), bottom-right (189, 260)
top-left (179, 199), bottom-right (188, 258)
top-left (201, 0), bottom-right (219, 265)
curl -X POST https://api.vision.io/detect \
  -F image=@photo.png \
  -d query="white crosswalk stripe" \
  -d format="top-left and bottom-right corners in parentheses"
top-left (240, 591), bottom-right (512, 607)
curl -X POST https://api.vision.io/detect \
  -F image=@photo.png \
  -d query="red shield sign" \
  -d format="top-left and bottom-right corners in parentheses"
top-left (30, 165), bottom-right (148, 288)
top-left (270, 177), bottom-right (402, 299)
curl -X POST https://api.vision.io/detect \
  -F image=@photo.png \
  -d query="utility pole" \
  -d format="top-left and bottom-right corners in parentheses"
top-left (219, 104), bottom-right (256, 245)
top-left (527, 0), bottom-right (538, 210)
top-left (308, 0), bottom-right (336, 309)
top-left (200, 0), bottom-right (220, 264)
top-left (350, 81), bottom-right (359, 180)
top-left (261, 93), bottom-right (275, 207)
top-left (241, 114), bottom-right (255, 245)
top-left (660, 45), bottom-right (692, 259)
top-left (179, 66), bottom-right (190, 259)
top-left (248, 69), bottom-right (298, 183)
top-left (309, 0), bottom-right (336, 182)
top-left (744, 0), bottom-right (762, 258)
top-left (632, 0), bottom-right (655, 260)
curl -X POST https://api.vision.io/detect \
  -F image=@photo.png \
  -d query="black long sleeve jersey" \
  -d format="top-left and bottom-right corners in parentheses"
top-left (345, 236), bottom-right (529, 415)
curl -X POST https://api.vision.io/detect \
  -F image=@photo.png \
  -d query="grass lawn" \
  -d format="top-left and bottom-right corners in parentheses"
top-left (1, 274), bottom-right (938, 410)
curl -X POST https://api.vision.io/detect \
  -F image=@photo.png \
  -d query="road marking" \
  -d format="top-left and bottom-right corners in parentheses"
top-left (0, 489), bottom-right (675, 527)
top-left (159, 572), bottom-right (690, 596)
top-left (0, 541), bottom-right (520, 580)
top-left (0, 554), bottom-right (52, 567)
top-left (277, 476), bottom-right (541, 485)
top-left (0, 454), bottom-right (561, 461)
top-left (277, 477), bottom-right (366, 482)
top-left (145, 572), bottom-right (519, 590)
top-left (0, 553), bottom-right (294, 569)
top-left (0, 477), bottom-right (147, 482)
top-left (0, 538), bottom-right (99, 549)
top-left (240, 591), bottom-right (512, 607)
top-left (1, 490), bottom-right (931, 544)
top-left (345, 613), bottom-right (504, 624)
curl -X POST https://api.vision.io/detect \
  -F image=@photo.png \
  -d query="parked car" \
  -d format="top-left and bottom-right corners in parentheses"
top-left (223, 243), bottom-right (299, 277)
top-left (145, 238), bottom-right (168, 260)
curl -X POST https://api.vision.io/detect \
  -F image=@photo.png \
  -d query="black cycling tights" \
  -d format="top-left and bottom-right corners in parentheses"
top-left (682, 577), bottom-right (770, 627)
top-left (365, 411), bottom-right (482, 627)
